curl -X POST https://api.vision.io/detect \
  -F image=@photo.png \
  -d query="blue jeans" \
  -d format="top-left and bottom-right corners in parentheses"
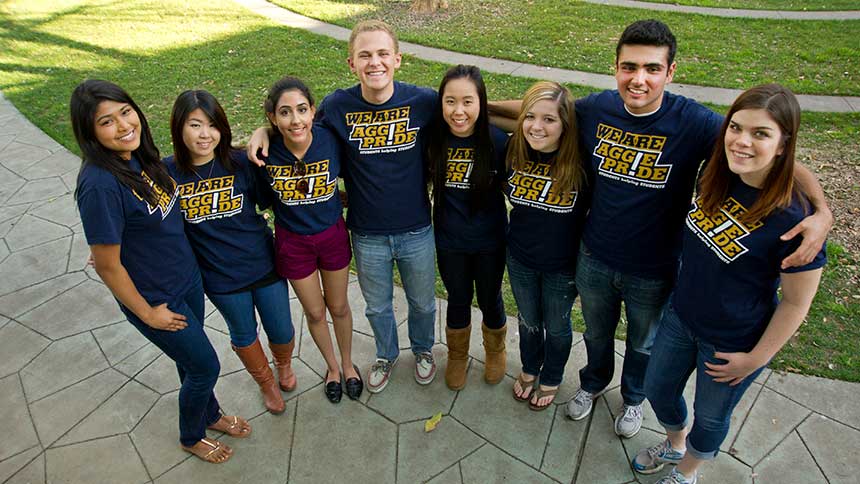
top-left (645, 304), bottom-right (764, 460)
top-left (122, 272), bottom-right (222, 447)
top-left (575, 242), bottom-right (672, 405)
top-left (352, 224), bottom-right (436, 361)
top-left (207, 279), bottom-right (295, 347)
top-left (506, 252), bottom-right (577, 387)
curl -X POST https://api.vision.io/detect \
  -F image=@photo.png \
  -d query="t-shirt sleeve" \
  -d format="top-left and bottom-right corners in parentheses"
top-left (701, 110), bottom-right (724, 159)
top-left (235, 151), bottom-right (271, 211)
top-left (780, 239), bottom-right (828, 274)
top-left (316, 97), bottom-right (333, 131)
top-left (77, 183), bottom-right (124, 246)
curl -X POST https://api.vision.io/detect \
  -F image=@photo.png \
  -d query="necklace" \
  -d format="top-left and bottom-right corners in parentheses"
top-left (192, 159), bottom-right (216, 182)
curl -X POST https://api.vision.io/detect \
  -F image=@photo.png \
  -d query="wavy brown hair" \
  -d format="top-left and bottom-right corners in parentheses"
top-left (699, 83), bottom-right (805, 225)
top-left (506, 81), bottom-right (583, 194)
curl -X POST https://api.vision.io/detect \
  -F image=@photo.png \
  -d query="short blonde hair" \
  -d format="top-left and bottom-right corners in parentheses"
top-left (348, 20), bottom-right (399, 58)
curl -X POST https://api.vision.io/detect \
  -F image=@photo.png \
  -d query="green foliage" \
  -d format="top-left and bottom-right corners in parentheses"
top-left (772, 244), bottom-right (860, 381)
top-left (280, 0), bottom-right (860, 95)
top-left (644, 0), bottom-right (860, 11)
top-left (0, 0), bottom-right (856, 381)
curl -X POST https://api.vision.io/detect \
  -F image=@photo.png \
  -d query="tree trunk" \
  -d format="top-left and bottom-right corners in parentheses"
top-left (410, 0), bottom-right (449, 13)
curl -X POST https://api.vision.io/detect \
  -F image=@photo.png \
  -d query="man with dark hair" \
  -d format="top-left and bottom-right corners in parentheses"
top-left (564, 19), bottom-right (831, 448)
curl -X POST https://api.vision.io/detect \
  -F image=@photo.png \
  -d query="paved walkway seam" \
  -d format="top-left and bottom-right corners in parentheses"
top-left (233, 0), bottom-right (860, 112)
top-left (581, 0), bottom-right (860, 20)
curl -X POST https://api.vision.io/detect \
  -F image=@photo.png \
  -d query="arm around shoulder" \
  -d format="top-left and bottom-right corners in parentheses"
top-left (780, 163), bottom-right (833, 269)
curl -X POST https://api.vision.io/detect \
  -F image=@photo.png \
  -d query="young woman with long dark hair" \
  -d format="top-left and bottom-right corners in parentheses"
top-left (427, 65), bottom-right (509, 390)
top-left (72, 80), bottom-right (249, 464)
top-left (261, 76), bottom-right (362, 404)
top-left (165, 90), bottom-right (296, 415)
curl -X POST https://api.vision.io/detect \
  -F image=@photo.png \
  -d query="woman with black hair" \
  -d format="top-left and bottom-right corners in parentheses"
top-left (261, 76), bottom-right (361, 404)
top-left (72, 80), bottom-right (249, 464)
top-left (427, 65), bottom-right (510, 390)
top-left (165, 90), bottom-right (296, 416)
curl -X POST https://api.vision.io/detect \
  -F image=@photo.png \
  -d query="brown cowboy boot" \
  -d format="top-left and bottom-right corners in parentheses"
top-left (482, 323), bottom-right (507, 384)
top-left (445, 325), bottom-right (471, 390)
top-left (269, 340), bottom-right (297, 392)
top-left (233, 339), bottom-right (285, 414)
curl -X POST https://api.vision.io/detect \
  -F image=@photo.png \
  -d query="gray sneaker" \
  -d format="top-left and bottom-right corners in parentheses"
top-left (656, 468), bottom-right (697, 484)
top-left (632, 439), bottom-right (686, 475)
top-left (614, 403), bottom-right (643, 438)
top-left (367, 358), bottom-right (397, 394)
top-left (415, 352), bottom-right (436, 385)
top-left (565, 388), bottom-right (596, 420)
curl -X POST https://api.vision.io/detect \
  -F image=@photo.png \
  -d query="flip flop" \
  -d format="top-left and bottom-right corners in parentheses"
top-left (207, 415), bottom-right (252, 438)
top-left (513, 373), bottom-right (536, 402)
top-left (528, 386), bottom-right (559, 411)
top-left (181, 438), bottom-right (232, 464)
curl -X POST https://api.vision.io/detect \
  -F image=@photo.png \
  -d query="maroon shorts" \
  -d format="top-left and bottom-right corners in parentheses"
top-left (275, 217), bottom-right (352, 280)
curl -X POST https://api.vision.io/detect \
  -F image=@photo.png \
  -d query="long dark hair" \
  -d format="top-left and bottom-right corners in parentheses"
top-left (71, 79), bottom-right (173, 205)
top-left (506, 81), bottom-right (583, 195)
top-left (427, 65), bottom-right (497, 218)
top-left (169, 90), bottom-right (235, 173)
top-left (699, 83), bottom-right (804, 224)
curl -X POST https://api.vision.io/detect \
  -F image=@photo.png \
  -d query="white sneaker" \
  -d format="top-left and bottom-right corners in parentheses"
top-left (565, 387), bottom-right (596, 420)
top-left (415, 352), bottom-right (436, 385)
top-left (632, 439), bottom-right (686, 475)
top-left (367, 358), bottom-right (397, 394)
top-left (614, 403), bottom-right (643, 438)
top-left (656, 468), bottom-right (697, 484)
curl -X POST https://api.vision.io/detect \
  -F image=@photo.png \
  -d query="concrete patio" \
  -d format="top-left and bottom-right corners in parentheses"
top-left (1, 91), bottom-right (858, 483)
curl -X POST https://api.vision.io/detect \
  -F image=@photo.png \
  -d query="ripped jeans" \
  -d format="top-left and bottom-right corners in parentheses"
top-left (507, 252), bottom-right (578, 387)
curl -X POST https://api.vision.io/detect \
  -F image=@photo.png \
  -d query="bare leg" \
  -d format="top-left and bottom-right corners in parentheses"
top-left (321, 266), bottom-right (358, 380)
top-left (289, 271), bottom-right (340, 382)
top-left (667, 428), bottom-right (687, 452)
top-left (671, 430), bottom-right (704, 480)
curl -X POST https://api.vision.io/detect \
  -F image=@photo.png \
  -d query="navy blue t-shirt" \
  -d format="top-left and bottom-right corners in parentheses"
top-left (263, 124), bottom-right (343, 235)
top-left (505, 150), bottom-right (590, 273)
top-left (316, 81), bottom-right (436, 235)
top-left (672, 178), bottom-right (827, 352)
top-left (576, 90), bottom-right (723, 278)
top-left (434, 127), bottom-right (509, 252)
top-left (76, 156), bottom-right (198, 306)
top-left (165, 151), bottom-right (275, 294)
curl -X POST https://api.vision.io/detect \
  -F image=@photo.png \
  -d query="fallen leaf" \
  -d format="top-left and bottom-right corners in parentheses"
top-left (424, 412), bottom-right (443, 432)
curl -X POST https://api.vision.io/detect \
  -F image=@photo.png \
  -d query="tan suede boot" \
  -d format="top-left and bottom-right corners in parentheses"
top-left (269, 341), bottom-right (297, 392)
top-left (233, 340), bottom-right (285, 414)
top-left (445, 325), bottom-right (471, 390)
top-left (482, 323), bottom-right (507, 384)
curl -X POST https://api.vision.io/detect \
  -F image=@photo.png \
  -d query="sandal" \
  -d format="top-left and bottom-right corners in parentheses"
top-left (207, 415), bottom-right (252, 438)
top-left (528, 386), bottom-right (559, 411)
top-left (513, 373), bottom-right (536, 402)
top-left (181, 438), bottom-right (232, 464)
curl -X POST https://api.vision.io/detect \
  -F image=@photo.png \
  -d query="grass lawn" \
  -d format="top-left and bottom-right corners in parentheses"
top-left (1, 0), bottom-right (857, 381)
top-left (644, 0), bottom-right (860, 11)
top-left (279, 0), bottom-right (860, 96)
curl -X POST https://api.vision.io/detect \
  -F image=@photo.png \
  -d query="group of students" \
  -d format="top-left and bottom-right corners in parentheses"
top-left (70, 17), bottom-right (831, 484)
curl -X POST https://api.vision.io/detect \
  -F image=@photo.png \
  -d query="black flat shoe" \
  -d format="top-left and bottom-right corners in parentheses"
top-left (324, 370), bottom-right (342, 404)
top-left (345, 364), bottom-right (363, 400)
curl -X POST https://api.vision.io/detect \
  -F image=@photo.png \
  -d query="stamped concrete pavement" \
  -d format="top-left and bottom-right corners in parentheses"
top-left (1, 92), bottom-right (858, 483)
